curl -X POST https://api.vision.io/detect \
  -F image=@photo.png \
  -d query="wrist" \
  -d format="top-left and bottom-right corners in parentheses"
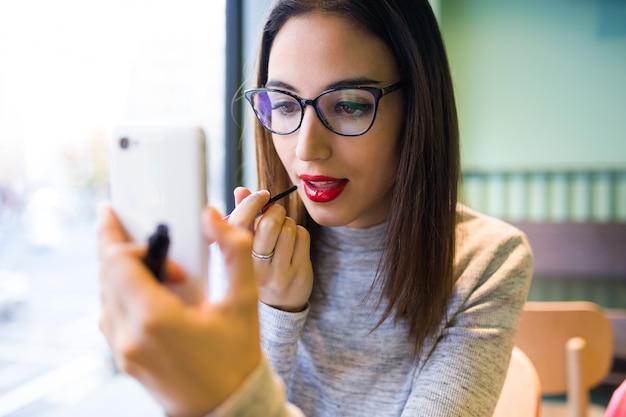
top-left (267, 301), bottom-right (308, 313)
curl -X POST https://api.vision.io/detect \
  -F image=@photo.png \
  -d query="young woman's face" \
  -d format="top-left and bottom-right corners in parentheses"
top-left (267, 13), bottom-right (403, 228)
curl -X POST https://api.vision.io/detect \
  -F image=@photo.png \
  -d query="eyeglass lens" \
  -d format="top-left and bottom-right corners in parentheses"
top-left (249, 88), bottom-right (378, 136)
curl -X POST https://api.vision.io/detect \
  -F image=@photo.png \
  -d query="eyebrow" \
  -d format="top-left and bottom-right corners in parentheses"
top-left (265, 77), bottom-right (382, 93)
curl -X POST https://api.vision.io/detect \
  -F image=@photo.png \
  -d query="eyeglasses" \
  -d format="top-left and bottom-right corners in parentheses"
top-left (244, 82), bottom-right (403, 137)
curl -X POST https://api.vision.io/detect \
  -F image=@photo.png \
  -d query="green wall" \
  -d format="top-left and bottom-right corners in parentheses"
top-left (440, 0), bottom-right (626, 171)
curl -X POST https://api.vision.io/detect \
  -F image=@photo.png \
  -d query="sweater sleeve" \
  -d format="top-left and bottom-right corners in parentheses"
top-left (207, 358), bottom-right (306, 417)
top-left (400, 226), bottom-right (533, 417)
top-left (258, 301), bottom-right (309, 386)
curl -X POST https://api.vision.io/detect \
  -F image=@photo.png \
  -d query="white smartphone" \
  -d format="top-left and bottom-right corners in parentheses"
top-left (108, 124), bottom-right (208, 305)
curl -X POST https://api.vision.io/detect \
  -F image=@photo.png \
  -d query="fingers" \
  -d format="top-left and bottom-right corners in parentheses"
top-left (202, 207), bottom-right (257, 306)
top-left (163, 260), bottom-right (187, 284)
top-left (227, 190), bottom-right (270, 230)
top-left (98, 244), bottom-right (157, 354)
top-left (291, 225), bottom-right (311, 267)
top-left (98, 204), bottom-right (176, 317)
top-left (96, 203), bottom-right (131, 259)
top-left (233, 187), bottom-right (252, 206)
top-left (252, 204), bottom-right (287, 261)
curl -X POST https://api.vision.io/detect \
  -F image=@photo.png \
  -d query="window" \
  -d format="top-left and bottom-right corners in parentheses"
top-left (0, 1), bottom-right (225, 414)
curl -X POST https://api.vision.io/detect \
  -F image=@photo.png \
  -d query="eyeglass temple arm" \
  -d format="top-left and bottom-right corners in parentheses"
top-left (381, 82), bottom-right (403, 96)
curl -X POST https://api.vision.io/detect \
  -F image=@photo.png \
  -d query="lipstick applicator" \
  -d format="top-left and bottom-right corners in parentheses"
top-left (224, 182), bottom-right (301, 219)
top-left (262, 182), bottom-right (300, 211)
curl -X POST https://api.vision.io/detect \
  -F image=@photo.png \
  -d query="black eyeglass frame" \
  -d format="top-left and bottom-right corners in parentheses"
top-left (244, 81), bottom-right (403, 137)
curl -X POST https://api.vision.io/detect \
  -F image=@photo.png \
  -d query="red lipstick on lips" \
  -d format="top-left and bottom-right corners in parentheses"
top-left (300, 175), bottom-right (349, 203)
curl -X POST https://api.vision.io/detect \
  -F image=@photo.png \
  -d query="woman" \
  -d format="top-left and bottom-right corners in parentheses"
top-left (97, 1), bottom-right (533, 416)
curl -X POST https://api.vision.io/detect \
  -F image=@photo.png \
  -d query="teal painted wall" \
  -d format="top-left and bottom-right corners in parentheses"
top-left (440, 0), bottom-right (626, 171)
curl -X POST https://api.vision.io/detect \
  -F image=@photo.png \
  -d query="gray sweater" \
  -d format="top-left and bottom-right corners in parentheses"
top-left (211, 205), bottom-right (533, 417)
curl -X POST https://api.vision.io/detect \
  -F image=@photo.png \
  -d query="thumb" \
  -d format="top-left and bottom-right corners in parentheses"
top-left (202, 207), bottom-right (257, 305)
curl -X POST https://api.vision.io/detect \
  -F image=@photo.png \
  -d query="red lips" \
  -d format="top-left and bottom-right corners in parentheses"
top-left (300, 175), bottom-right (349, 203)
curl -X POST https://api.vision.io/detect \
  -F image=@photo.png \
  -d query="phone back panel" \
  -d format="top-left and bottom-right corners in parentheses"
top-left (109, 125), bottom-right (208, 304)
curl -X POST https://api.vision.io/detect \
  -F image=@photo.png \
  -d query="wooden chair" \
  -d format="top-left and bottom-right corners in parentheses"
top-left (514, 301), bottom-right (613, 417)
top-left (493, 346), bottom-right (542, 417)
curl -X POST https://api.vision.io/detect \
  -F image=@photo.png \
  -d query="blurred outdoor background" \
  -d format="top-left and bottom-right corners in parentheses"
top-left (0, 0), bottom-right (226, 415)
top-left (0, 0), bottom-right (625, 415)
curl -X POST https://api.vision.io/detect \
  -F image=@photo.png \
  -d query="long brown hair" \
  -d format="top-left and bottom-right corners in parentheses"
top-left (252, 0), bottom-right (459, 362)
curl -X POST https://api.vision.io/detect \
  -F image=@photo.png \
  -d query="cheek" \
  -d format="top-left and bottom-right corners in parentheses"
top-left (375, 147), bottom-right (400, 186)
top-left (272, 137), bottom-right (294, 169)
top-left (363, 129), bottom-right (402, 178)
top-left (357, 144), bottom-right (400, 196)
top-left (374, 114), bottom-right (403, 177)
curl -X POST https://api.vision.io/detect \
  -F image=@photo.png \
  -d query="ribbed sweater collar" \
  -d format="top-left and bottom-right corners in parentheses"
top-left (315, 222), bottom-right (387, 253)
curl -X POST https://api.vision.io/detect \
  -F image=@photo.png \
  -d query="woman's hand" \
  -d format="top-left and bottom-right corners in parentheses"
top-left (97, 204), bottom-right (261, 417)
top-left (228, 188), bottom-right (313, 312)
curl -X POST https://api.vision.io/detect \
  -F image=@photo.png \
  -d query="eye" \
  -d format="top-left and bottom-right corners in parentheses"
top-left (272, 100), bottom-right (300, 116)
top-left (334, 101), bottom-right (372, 118)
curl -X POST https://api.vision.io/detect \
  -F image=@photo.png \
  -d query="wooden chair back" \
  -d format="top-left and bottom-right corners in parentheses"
top-left (514, 301), bottom-right (613, 417)
top-left (493, 346), bottom-right (542, 417)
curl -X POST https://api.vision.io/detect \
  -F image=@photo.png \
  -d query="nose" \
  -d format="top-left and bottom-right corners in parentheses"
top-left (294, 105), bottom-right (332, 161)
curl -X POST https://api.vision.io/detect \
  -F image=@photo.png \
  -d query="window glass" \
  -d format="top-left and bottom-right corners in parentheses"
top-left (0, 1), bottom-right (225, 414)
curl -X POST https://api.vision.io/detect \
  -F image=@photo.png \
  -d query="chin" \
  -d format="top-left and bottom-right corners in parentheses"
top-left (306, 207), bottom-right (351, 228)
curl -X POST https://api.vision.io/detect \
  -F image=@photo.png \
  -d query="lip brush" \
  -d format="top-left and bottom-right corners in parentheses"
top-left (262, 183), bottom-right (299, 210)
top-left (224, 182), bottom-right (301, 219)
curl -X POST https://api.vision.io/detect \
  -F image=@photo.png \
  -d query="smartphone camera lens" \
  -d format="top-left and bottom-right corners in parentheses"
top-left (119, 137), bottom-right (130, 149)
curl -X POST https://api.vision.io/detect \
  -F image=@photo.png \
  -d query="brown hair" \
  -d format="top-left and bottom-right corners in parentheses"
top-left (252, 0), bottom-right (459, 362)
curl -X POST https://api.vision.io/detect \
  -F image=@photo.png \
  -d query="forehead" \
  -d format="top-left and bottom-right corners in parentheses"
top-left (267, 13), bottom-right (399, 93)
